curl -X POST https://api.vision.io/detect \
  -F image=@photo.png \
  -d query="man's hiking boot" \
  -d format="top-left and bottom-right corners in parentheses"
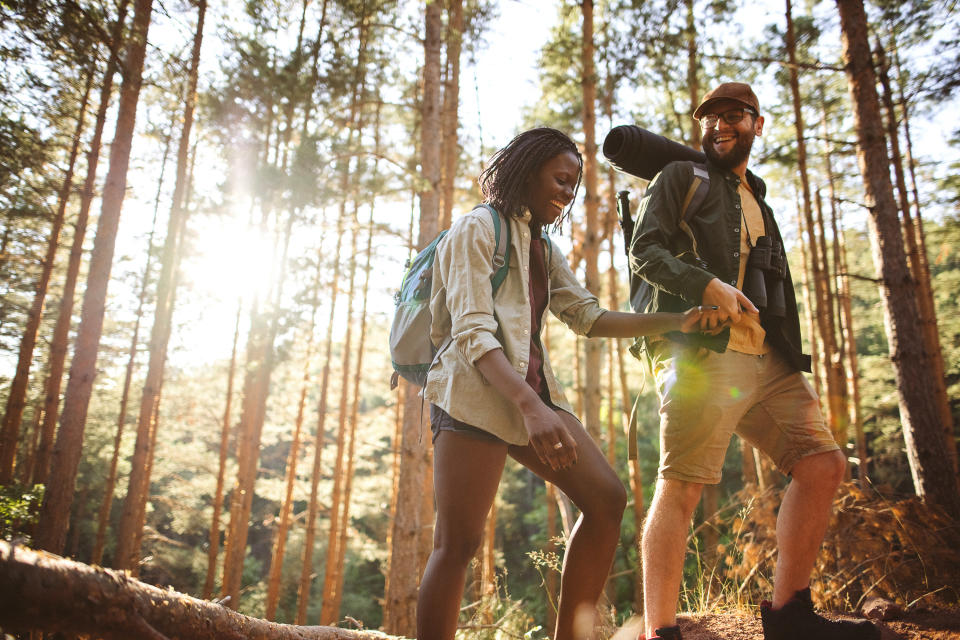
top-left (760, 588), bottom-right (880, 640)
top-left (640, 625), bottom-right (683, 640)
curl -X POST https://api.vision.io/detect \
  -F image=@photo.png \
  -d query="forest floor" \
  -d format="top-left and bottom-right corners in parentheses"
top-left (610, 607), bottom-right (960, 639)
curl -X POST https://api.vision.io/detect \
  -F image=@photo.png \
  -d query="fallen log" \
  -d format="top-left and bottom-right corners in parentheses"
top-left (0, 541), bottom-right (398, 640)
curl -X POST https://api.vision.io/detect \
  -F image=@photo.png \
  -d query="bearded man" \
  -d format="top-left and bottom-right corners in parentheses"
top-left (628, 82), bottom-right (879, 640)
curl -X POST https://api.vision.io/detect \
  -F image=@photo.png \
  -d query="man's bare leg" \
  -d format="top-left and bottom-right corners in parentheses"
top-left (641, 478), bottom-right (704, 639)
top-left (771, 449), bottom-right (845, 607)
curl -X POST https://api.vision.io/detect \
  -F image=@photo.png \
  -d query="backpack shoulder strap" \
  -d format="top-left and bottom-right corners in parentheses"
top-left (475, 203), bottom-right (511, 292)
top-left (682, 162), bottom-right (710, 223)
top-left (677, 162), bottom-right (710, 258)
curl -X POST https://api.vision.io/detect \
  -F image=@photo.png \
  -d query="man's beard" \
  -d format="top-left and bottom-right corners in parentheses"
top-left (702, 130), bottom-right (755, 170)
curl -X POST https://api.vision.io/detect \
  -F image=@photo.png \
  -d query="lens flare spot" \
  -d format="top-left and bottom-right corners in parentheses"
top-left (729, 386), bottom-right (742, 399)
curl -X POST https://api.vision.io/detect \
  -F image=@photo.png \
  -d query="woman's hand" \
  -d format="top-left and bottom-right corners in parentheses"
top-left (519, 399), bottom-right (578, 471)
top-left (678, 306), bottom-right (704, 333)
top-left (474, 348), bottom-right (577, 470)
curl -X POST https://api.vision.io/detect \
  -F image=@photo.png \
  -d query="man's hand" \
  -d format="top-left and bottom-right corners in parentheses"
top-left (700, 278), bottom-right (758, 332)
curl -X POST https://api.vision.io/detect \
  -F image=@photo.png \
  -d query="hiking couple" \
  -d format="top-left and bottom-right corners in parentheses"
top-left (414, 82), bottom-right (880, 640)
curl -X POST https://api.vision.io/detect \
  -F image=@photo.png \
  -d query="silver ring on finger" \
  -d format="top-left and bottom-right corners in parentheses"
top-left (553, 442), bottom-right (563, 450)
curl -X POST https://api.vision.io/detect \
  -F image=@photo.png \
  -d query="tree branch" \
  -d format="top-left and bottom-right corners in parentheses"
top-left (701, 52), bottom-right (844, 73)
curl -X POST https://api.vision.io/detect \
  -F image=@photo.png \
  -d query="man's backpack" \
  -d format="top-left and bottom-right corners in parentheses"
top-left (618, 162), bottom-right (710, 314)
top-left (616, 163), bottom-right (710, 460)
top-left (389, 204), bottom-right (510, 389)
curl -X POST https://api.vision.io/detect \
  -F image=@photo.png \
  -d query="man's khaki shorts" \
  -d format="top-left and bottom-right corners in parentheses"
top-left (650, 344), bottom-right (840, 484)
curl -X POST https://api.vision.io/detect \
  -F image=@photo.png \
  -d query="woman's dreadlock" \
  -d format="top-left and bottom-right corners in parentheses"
top-left (478, 127), bottom-right (583, 231)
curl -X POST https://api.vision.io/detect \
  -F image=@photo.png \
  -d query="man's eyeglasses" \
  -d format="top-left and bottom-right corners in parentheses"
top-left (698, 108), bottom-right (757, 129)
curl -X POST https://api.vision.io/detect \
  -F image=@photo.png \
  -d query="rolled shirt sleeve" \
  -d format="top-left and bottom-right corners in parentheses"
top-left (545, 239), bottom-right (605, 335)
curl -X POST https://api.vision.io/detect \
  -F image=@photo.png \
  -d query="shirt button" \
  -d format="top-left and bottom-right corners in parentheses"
top-left (730, 279), bottom-right (737, 285)
top-left (734, 227), bottom-right (740, 233)
top-left (735, 204), bottom-right (741, 209)
top-left (733, 251), bottom-right (740, 257)
top-left (523, 329), bottom-right (529, 335)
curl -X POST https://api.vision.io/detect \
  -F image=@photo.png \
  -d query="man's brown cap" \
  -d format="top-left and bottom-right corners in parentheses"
top-left (693, 82), bottom-right (760, 119)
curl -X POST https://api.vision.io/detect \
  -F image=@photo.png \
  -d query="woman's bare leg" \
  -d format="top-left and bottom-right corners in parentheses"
top-left (417, 431), bottom-right (508, 640)
top-left (509, 410), bottom-right (627, 640)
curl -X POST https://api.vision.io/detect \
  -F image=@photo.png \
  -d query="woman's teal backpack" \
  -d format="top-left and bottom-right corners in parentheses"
top-left (389, 204), bottom-right (510, 388)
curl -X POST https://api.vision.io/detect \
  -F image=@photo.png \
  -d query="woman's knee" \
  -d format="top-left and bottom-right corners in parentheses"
top-left (579, 473), bottom-right (627, 524)
top-left (432, 529), bottom-right (485, 566)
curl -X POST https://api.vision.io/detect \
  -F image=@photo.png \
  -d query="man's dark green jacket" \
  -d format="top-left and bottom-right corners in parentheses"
top-left (628, 159), bottom-right (811, 373)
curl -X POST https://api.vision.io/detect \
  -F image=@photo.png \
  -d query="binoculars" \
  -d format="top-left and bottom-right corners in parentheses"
top-left (743, 236), bottom-right (786, 317)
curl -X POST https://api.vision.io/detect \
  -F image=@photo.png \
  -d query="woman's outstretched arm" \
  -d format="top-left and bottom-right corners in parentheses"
top-left (586, 306), bottom-right (708, 339)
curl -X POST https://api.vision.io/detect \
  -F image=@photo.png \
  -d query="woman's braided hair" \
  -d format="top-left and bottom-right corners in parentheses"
top-left (478, 127), bottom-right (583, 230)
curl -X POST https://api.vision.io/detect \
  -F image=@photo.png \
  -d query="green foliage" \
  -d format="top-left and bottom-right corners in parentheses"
top-left (0, 483), bottom-right (44, 542)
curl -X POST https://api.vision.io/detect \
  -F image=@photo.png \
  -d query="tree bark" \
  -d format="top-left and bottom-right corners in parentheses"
top-left (580, 0), bottom-right (602, 442)
top-left (222, 210), bottom-right (292, 606)
top-left (32, 0), bottom-right (132, 488)
top-left (34, 0), bottom-right (155, 555)
top-left (794, 187), bottom-right (821, 397)
top-left (113, 0), bottom-right (206, 571)
top-left (320, 203), bottom-right (360, 624)
top-left (439, 0), bottom-right (463, 231)
top-left (0, 67), bottom-right (93, 483)
top-left (836, 0), bottom-right (960, 518)
top-left (0, 542), bottom-right (392, 640)
top-left (203, 300), bottom-right (242, 600)
top-left (329, 206), bottom-right (377, 621)
top-left (296, 209), bottom-right (343, 624)
top-left (91, 141), bottom-right (168, 565)
top-left (383, 3), bottom-right (442, 634)
top-left (264, 261), bottom-right (321, 620)
top-left (875, 39), bottom-right (956, 476)
top-left (785, 0), bottom-right (847, 445)
top-left (684, 0), bottom-right (700, 149)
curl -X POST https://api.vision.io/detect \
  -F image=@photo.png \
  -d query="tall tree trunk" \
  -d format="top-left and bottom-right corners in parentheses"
top-left (684, 0), bottom-right (700, 149)
top-left (91, 152), bottom-right (167, 565)
top-left (383, 3), bottom-right (442, 634)
top-left (874, 39), bottom-right (956, 477)
top-left (34, 0), bottom-right (154, 555)
top-left (32, 0), bottom-right (132, 488)
top-left (0, 69), bottom-right (94, 483)
top-left (113, 0), bottom-right (206, 571)
top-left (320, 204), bottom-right (360, 625)
top-left (580, 0), bottom-right (602, 441)
top-left (202, 301), bottom-right (242, 600)
top-left (221, 208), bottom-right (293, 606)
top-left (329, 205), bottom-right (377, 621)
top-left (785, 0), bottom-right (846, 445)
top-left (820, 106), bottom-right (867, 484)
top-left (382, 196), bottom-right (413, 628)
top-left (295, 209), bottom-right (343, 624)
top-left (439, 0), bottom-right (463, 231)
top-left (814, 186), bottom-right (850, 446)
top-left (264, 261), bottom-right (321, 620)
top-left (835, 211), bottom-right (867, 484)
top-left (836, 0), bottom-right (960, 518)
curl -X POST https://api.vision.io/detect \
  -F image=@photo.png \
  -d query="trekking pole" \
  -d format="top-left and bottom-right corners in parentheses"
top-left (616, 190), bottom-right (633, 260)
